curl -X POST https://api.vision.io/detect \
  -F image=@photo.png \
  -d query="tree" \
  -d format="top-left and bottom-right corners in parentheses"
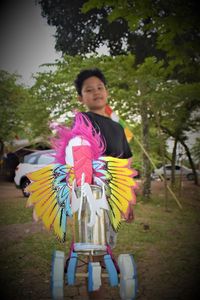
top-left (28, 54), bottom-right (200, 193)
top-left (0, 70), bottom-right (30, 152)
top-left (83, 0), bottom-right (200, 81)
top-left (37, 0), bottom-right (200, 197)
top-left (37, 0), bottom-right (164, 63)
top-left (150, 81), bottom-right (200, 185)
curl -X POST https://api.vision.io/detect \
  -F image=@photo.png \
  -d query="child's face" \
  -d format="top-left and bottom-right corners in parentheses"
top-left (78, 76), bottom-right (108, 111)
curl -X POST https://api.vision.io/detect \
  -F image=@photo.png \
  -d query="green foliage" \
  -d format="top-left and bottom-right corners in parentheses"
top-left (1, 53), bottom-right (197, 171)
top-left (37, 0), bottom-right (130, 56)
top-left (25, 54), bottom-right (200, 169)
top-left (30, 54), bottom-right (138, 123)
top-left (37, 0), bottom-right (165, 63)
top-left (150, 81), bottom-right (200, 136)
top-left (130, 124), bottom-right (165, 172)
top-left (0, 70), bottom-right (31, 143)
top-left (83, 0), bottom-right (200, 81)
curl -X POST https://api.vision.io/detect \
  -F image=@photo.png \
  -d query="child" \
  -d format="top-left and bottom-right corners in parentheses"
top-left (26, 68), bottom-right (136, 300)
top-left (74, 68), bottom-right (133, 159)
top-left (74, 68), bottom-right (134, 299)
top-left (74, 68), bottom-right (134, 230)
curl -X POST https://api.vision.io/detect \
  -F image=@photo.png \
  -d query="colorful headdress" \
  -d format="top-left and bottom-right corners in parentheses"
top-left (26, 113), bottom-right (137, 241)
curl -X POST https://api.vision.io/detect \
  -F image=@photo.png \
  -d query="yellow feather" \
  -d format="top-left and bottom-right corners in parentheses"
top-left (107, 161), bottom-right (129, 168)
top-left (34, 193), bottom-right (56, 218)
top-left (27, 186), bottom-right (53, 205)
top-left (103, 157), bottom-right (129, 167)
top-left (110, 191), bottom-right (129, 213)
top-left (113, 179), bottom-right (137, 191)
top-left (53, 211), bottom-right (62, 239)
top-left (27, 165), bottom-right (54, 181)
top-left (108, 205), bottom-right (121, 231)
top-left (110, 174), bottom-right (136, 186)
top-left (27, 178), bottom-right (53, 192)
top-left (26, 163), bottom-right (71, 241)
top-left (108, 168), bottom-right (133, 176)
top-left (109, 182), bottom-right (133, 200)
top-left (41, 201), bottom-right (59, 230)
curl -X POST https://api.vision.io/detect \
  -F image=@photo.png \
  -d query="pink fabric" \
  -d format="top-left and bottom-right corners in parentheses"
top-left (106, 245), bottom-right (120, 273)
top-left (72, 145), bottom-right (93, 186)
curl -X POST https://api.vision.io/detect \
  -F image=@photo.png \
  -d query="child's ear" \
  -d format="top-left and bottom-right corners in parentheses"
top-left (78, 95), bottom-right (83, 103)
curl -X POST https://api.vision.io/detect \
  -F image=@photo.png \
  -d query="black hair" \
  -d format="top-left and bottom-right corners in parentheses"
top-left (74, 68), bottom-right (107, 95)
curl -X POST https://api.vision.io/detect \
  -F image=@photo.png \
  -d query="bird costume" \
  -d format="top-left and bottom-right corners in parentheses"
top-left (26, 112), bottom-right (137, 242)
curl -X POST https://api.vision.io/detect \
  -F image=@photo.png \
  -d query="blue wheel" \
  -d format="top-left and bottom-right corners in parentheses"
top-left (51, 250), bottom-right (65, 300)
top-left (88, 262), bottom-right (102, 292)
top-left (104, 254), bottom-right (118, 287)
top-left (118, 254), bottom-right (138, 300)
top-left (66, 252), bottom-right (78, 285)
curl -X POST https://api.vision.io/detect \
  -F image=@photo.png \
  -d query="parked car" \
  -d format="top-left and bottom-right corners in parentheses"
top-left (154, 164), bottom-right (199, 181)
top-left (14, 149), bottom-right (55, 197)
top-left (3, 142), bottom-right (51, 181)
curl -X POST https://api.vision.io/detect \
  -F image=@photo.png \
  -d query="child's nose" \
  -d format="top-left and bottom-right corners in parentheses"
top-left (93, 88), bottom-right (100, 95)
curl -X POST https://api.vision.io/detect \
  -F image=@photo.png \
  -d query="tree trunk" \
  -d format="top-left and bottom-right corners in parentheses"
top-left (171, 137), bottom-right (178, 188)
top-left (0, 139), bottom-right (4, 157)
top-left (179, 138), bottom-right (199, 185)
top-left (153, 110), bottom-right (169, 209)
top-left (160, 125), bottom-right (199, 186)
top-left (141, 101), bottom-right (151, 199)
top-left (0, 139), bottom-right (5, 176)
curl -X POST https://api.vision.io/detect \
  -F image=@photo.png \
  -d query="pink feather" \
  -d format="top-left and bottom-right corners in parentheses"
top-left (51, 112), bottom-right (105, 164)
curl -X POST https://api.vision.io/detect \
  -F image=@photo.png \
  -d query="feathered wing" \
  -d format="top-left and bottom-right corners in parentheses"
top-left (26, 164), bottom-right (74, 241)
top-left (93, 156), bottom-right (137, 231)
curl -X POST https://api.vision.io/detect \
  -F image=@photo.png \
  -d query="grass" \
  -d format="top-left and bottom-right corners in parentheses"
top-left (114, 194), bottom-right (200, 299)
top-left (0, 183), bottom-right (200, 299)
top-left (0, 197), bottom-right (32, 225)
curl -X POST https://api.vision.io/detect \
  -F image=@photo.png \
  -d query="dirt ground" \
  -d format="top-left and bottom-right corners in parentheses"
top-left (0, 178), bottom-right (200, 300)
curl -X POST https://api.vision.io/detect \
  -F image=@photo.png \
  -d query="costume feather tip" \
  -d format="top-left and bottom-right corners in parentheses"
top-left (51, 112), bottom-right (105, 164)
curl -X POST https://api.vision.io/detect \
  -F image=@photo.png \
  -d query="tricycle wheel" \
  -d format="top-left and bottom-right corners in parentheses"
top-left (51, 250), bottom-right (65, 300)
top-left (118, 254), bottom-right (137, 300)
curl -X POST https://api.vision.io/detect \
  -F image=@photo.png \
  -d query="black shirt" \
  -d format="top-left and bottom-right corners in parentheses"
top-left (84, 111), bottom-right (132, 159)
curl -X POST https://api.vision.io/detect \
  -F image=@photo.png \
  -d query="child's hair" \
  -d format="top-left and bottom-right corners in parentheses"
top-left (74, 68), bottom-right (107, 95)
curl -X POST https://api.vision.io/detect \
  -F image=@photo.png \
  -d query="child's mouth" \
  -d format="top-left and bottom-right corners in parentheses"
top-left (94, 97), bottom-right (102, 101)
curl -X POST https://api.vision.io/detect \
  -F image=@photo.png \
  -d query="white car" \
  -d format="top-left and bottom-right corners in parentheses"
top-left (154, 164), bottom-right (199, 181)
top-left (14, 149), bottom-right (55, 197)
